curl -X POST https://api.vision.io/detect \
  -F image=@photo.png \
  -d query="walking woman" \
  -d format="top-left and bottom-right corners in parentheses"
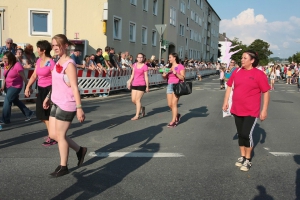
top-left (269, 66), bottom-right (276, 90)
top-left (127, 53), bottom-right (149, 120)
top-left (162, 53), bottom-right (185, 127)
top-left (43, 34), bottom-right (87, 177)
top-left (222, 50), bottom-right (270, 172)
top-left (0, 52), bottom-right (34, 124)
top-left (25, 40), bottom-right (57, 146)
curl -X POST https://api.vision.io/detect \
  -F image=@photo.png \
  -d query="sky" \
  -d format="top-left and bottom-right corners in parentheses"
top-left (208, 0), bottom-right (300, 58)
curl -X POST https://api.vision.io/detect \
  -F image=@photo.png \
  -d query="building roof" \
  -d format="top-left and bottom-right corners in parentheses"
top-left (206, 0), bottom-right (221, 21)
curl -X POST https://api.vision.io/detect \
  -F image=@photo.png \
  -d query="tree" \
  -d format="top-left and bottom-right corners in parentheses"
top-left (288, 52), bottom-right (300, 63)
top-left (247, 39), bottom-right (273, 66)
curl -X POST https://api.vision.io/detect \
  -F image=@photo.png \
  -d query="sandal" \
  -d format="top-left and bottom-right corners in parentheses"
top-left (131, 116), bottom-right (140, 120)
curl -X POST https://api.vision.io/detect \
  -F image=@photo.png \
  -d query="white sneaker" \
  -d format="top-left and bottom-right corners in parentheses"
top-left (235, 157), bottom-right (245, 167)
top-left (240, 159), bottom-right (252, 172)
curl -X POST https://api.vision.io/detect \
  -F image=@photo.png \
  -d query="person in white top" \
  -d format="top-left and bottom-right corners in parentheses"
top-left (269, 66), bottom-right (276, 90)
top-left (275, 65), bottom-right (281, 82)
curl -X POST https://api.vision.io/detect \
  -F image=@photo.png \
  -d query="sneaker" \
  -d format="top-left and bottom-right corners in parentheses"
top-left (25, 111), bottom-right (35, 121)
top-left (235, 157), bottom-right (245, 167)
top-left (0, 120), bottom-right (5, 125)
top-left (167, 122), bottom-right (176, 128)
top-left (98, 94), bottom-right (103, 97)
top-left (42, 138), bottom-right (58, 146)
top-left (175, 113), bottom-right (181, 125)
top-left (50, 165), bottom-right (69, 177)
top-left (76, 147), bottom-right (87, 166)
top-left (102, 93), bottom-right (108, 97)
top-left (240, 159), bottom-right (252, 172)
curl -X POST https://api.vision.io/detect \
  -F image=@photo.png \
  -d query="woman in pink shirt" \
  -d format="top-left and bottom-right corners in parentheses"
top-left (25, 40), bottom-right (57, 146)
top-left (162, 53), bottom-right (185, 127)
top-left (0, 52), bottom-right (34, 124)
top-left (222, 50), bottom-right (270, 172)
top-left (127, 53), bottom-right (149, 120)
top-left (43, 34), bottom-right (86, 177)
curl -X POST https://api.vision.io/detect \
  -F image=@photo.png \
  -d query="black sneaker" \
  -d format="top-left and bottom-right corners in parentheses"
top-left (77, 147), bottom-right (87, 166)
top-left (240, 159), bottom-right (252, 172)
top-left (235, 157), bottom-right (245, 167)
top-left (50, 165), bottom-right (69, 177)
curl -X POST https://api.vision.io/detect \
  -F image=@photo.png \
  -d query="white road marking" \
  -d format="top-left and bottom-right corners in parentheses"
top-left (269, 152), bottom-right (295, 156)
top-left (88, 152), bottom-right (185, 158)
top-left (287, 90), bottom-right (296, 91)
top-left (264, 147), bottom-right (270, 151)
top-left (196, 89), bottom-right (204, 90)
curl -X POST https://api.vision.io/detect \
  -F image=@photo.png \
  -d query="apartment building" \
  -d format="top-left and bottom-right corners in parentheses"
top-left (162, 0), bottom-right (220, 62)
top-left (0, 0), bottom-right (163, 61)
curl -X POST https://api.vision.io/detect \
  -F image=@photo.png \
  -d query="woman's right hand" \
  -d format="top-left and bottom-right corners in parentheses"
top-left (0, 87), bottom-right (4, 93)
top-left (222, 102), bottom-right (229, 111)
top-left (162, 72), bottom-right (167, 77)
top-left (24, 88), bottom-right (31, 97)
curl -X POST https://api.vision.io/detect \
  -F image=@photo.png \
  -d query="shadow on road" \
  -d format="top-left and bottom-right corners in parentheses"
top-left (51, 124), bottom-right (166, 199)
top-left (252, 123), bottom-right (267, 158)
top-left (252, 185), bottom-right (274, 200)
top-left (145, 104), bottom-right (182, 117)
top-left (294, 155), bottom-right (300, 199)
top-left (179, 106), bottom-right (209, 124)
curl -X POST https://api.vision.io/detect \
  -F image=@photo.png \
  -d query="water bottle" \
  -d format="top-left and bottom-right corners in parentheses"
top-left (159, 68), bottom-right (170, 73)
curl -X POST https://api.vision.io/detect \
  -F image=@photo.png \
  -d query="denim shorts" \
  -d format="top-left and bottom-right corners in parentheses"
top-left (50, 104), bottom-right (76, 122)
top-left (166, 83), bottom-right (174, 94)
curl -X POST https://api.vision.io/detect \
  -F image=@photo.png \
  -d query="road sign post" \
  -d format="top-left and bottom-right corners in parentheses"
top-left (155, 24), bottom-right (167, 64)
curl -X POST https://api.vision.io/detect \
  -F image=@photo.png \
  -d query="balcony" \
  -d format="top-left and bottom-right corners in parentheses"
top-left (207, 31), bottom-right (210, 38)
top-left (208, 17), bottom-right (211, 23)
top-left (206, 45), bottom-right (210, 51)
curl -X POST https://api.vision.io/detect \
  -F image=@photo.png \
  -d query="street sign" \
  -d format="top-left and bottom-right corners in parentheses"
top-left (155, 24), bottom-right (167, 35)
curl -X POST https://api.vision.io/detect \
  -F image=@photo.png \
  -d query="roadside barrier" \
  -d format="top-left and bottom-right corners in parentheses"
top-left (0, 67), bottom-right (216, 101)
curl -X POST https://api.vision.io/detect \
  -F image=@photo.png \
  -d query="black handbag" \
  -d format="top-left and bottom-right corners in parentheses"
top-left (173, 80), bottom-right (192, 96)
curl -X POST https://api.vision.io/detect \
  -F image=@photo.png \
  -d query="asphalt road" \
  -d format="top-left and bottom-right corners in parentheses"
top-left (0, 75), bottom-right (300, 200)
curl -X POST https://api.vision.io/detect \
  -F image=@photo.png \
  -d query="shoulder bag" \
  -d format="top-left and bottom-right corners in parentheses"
top-left (173, 79), bottom-right (192, 96)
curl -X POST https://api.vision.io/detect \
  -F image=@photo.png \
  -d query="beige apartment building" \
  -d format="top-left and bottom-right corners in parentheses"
top-left (162, 0), bottom-right (220, 62)
top-left (0, 0), bottom-right (163, 61)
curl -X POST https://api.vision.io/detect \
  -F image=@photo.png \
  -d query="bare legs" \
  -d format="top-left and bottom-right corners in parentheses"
top-left (167, 93), bottom-right (179, 124)
top-left (239, 146), bottom-right (253, 160)
top-left (131, 89), bottom-right (145, 120)
top-left (48, 116), bottom-right (80, 166)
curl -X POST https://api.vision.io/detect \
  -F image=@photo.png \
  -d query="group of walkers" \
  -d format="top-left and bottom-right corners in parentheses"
top-left (0, 35), bottom-right (275, 176)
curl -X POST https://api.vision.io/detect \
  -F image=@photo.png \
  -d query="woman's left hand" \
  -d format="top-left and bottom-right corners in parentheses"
top-left (145, 86), bottom-right (149, 93)
top-left (76, 108), bottom-right (85, 123)
top-left (260, 110), bottom-right (268, 121)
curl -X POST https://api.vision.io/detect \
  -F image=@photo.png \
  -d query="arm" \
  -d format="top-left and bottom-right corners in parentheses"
top-left (222, 86), bottom-right (232, 111)
top-left (65, 62), bottom-right (85, 122)
top-left (260, 91), bottom-right (270, 121)
top-left (144, 70), bottom-right (149, 93)
top-left (174, 69), bottom-right (185, 81)
top-left (24, 68), bottom-right (37, 97)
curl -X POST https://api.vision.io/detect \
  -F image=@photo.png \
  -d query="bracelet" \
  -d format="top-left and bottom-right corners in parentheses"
top-left (76, 104), bottom-right (82, 109)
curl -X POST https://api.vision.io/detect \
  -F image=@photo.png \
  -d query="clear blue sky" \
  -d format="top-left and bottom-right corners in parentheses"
top-left (208, 0), bottom-right (300, 58)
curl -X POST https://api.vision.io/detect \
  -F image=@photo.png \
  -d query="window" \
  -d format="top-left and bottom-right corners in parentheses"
top-left (152, 30), bottom-right (157, 46)
top-left (170, 7), bottom-right (176, 26)
top-left (129, 22), bottom-right (136, 42)
top-left (130, 0), bottom-right (137, 6)
top-left (179, 47), bottom-right (184, 58)
top-left (187, 0), bottom-right (190, 9)
top-left (142, 26), bottom-right (147, 44)
top-left (143, 0), bottom-right (148, 11)
top-left (179, 24), bottom-right (185, 36)
top-left (29, 9), bottom-right (52, 36)
top-left (196, 0), bottom-right (201, 6)
top-left (153, 0), bottom-right (158, 15)
top-left (190, 29), bottom-right (193, 39)
top-left (113, 16), bottom-right (122, 40)
top-left (200, 0), bottom-right (203, 9)
top-left (180, 1), bottom-right (185, 14)
top-left (187, 17), bottom-right (189, 27)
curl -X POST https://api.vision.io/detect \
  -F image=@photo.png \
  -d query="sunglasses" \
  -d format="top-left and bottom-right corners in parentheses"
top-left (6, 42), bottom-right (12, 44)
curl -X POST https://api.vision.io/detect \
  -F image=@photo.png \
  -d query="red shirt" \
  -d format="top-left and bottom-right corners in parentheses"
top-left (227, 68), bottom-right (270, 117)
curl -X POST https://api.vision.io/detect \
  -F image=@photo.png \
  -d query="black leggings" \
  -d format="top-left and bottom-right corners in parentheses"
top-left (233, 115), bottom-right (257, 147)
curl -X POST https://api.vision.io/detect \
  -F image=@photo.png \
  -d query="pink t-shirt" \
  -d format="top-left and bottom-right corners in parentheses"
top-left (227, 67), bottom-right (270, 118)
top-left (4, 62), bottom-right (24, 89)
top-left (51, 59), bottom-right (76, 112)
top-left (167, 64), bottom-right (185, 84)
top-left (36, 58), bottom-right (55, 87)
top-left (132, 63), bottom-right (148, 86)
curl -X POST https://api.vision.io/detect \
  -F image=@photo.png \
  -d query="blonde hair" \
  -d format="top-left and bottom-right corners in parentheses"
top-left (52, 34), bottom-right (74, 49)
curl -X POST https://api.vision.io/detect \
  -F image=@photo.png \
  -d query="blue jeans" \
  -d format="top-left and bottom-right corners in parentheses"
top-left (2, 87), bottom-right (32, 123)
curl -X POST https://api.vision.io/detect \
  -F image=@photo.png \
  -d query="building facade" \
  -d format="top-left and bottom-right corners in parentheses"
top-left (162, 0), bottom-right (220, 62)
top-left (0, 0), bottom-right (219, 62)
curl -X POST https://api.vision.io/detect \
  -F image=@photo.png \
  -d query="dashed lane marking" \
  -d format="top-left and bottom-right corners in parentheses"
top-left (269, 152), bottom-right (295, 156)
top-left (88, 152), bottom-right (185, 158)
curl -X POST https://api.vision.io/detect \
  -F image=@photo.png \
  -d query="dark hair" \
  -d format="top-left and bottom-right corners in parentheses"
top-left (84, 55), bottom-right (90, 62)
top-left (36, 40), bottom-right (52, 58)
top-left (244, 50), bottom-right (259, 67)
top-left (16, 48), bottom-right (24, 53)
top-left (136, 53), bottom-right (146, 63)
top-left (167, 53), bottom-right (180, 68)
top-left (4, 51), bottom-right (17, 67)
top-left (96, 48), bottom-right (102, 52)
top-left (105, 46), bottom-right (110, 52)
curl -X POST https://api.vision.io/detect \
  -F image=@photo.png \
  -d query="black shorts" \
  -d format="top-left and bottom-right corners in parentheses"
top-left (220, 79), bottom-right (224, 85)
top-left (36, 86), bottom-right (52, 120)
top-left (131, 85), bottom-right (146, 91)
top-left (50, 104), bottom-right (76, 122)
top-left (233, 115), bottom-right (257, 147)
